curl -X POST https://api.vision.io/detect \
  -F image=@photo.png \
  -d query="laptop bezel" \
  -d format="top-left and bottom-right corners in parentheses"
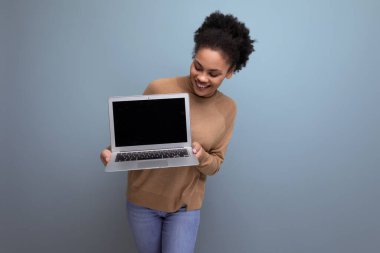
top-left (108, 93), bottom-right (193, 153)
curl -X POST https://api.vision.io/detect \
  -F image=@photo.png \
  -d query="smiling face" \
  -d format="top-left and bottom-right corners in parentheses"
top-left (190, 47), bottom-right (234, 97)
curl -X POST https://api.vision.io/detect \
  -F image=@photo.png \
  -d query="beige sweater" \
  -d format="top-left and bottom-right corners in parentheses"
top-left (127, 76), bottom-right (236, 212)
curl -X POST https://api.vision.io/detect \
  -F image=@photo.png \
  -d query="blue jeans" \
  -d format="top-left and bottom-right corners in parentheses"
top-left (127, 201), bottom-right (200, 253)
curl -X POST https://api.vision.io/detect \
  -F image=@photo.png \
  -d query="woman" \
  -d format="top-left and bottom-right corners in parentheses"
top-left (100, 11), bottom-right (254, 253)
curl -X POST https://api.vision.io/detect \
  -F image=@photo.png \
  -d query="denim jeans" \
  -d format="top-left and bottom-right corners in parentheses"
top-left (127, 201), bottom-right (201, 253)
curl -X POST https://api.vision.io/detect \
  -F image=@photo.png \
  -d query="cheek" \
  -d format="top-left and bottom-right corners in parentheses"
top-left (190, 66), bottom-right (197, 77)
top-left (211, 77), bottom-right (224, 87)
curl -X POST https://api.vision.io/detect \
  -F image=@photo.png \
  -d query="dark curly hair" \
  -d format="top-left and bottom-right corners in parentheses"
top-left (193, 11), bottom-right (255, 73)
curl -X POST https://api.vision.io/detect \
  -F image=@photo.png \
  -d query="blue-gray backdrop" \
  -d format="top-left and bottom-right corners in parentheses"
top-left (1, 0), bottom-right (379, 252)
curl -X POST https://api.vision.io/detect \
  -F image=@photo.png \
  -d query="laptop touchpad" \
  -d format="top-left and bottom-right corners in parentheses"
top-left (137, 160), bottom-right (168, 169)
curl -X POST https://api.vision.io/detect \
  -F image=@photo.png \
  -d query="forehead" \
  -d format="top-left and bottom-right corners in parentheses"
top-left (194, 48), bottom-right (230, 71)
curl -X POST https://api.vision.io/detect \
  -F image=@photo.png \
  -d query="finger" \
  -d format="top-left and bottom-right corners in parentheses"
top-left (101, 150), bottom-right (111, 166)
top-left (192, 142), bottom-right (200, 153)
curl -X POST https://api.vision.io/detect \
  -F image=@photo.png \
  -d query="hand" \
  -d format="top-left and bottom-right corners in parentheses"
top-left (192, 142), bottom-right (205, 160)
top-left (100, 148), bottom-right (111, 166)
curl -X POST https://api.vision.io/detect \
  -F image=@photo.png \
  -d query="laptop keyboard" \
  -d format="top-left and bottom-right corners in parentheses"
top-left (115, 149), bottom-right (189, 162)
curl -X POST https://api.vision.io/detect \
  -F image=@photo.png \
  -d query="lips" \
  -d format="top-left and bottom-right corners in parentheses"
top-left (195, 81), bottom-right (210, 89)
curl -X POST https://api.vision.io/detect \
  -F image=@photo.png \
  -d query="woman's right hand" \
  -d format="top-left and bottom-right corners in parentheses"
top-left (100, 148), bottom-right (112, 166)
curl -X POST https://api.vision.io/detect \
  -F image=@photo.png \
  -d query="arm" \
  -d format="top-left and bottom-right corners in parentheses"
top-left (192, 107), bottom-right (236, 176)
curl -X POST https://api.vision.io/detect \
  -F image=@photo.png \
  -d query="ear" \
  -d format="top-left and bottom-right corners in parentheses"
top-left (226, 67), bottom-right (234, 79)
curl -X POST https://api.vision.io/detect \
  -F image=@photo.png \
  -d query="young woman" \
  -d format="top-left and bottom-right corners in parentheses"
top-left (100, 11), bottom-right (254, 253)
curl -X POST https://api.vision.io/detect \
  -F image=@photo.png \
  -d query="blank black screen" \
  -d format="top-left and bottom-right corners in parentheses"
top-left (113, 98), bottom-right (187, 147)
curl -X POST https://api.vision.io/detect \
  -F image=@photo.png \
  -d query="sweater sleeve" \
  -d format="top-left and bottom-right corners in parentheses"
top-left (196, 103), bottom-right (237, 176)
top-left (143, 82), bottom-right (157, 95)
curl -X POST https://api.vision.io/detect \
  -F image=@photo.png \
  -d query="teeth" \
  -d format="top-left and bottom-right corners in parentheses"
top-left (196, 82), bottom-right (209, 89)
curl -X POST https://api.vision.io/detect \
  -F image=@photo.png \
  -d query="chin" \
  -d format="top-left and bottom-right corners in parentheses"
top-left (196, 89), bottom-right (215, 98)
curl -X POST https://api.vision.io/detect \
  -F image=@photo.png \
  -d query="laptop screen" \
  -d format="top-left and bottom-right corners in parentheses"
top-left (112, 98), bottom-right (188, 147)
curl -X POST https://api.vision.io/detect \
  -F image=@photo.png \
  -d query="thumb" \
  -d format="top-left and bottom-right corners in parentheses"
top-left (101, 149), bottom-right (112, 166)
top-left (192, 142), bottom-right (200, 154)
top-left (192, 142), bottom-right (201, 154)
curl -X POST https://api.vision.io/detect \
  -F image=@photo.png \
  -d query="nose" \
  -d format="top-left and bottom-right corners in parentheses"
top-left (197, 72), bottom-right (208, 83)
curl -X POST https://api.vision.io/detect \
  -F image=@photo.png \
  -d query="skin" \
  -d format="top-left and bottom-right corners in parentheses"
top-left (189, 47), bottom-right (234, 160)
top-left (190, 47), bottom-right (233, 98)
top-left (100, 47), bottom-right (234, 166)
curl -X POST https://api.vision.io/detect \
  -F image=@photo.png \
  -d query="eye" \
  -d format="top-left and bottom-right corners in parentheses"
top-left (209, 72), bottom-right (220, 78)
top-left (194, 62), bottom-right (202, 71)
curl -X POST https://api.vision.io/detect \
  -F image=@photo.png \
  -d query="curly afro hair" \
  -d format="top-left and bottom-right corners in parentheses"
top-left (193, 11), bottom-right (255, 73)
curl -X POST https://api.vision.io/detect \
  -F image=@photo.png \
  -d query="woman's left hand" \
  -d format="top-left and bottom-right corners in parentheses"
top-left (192, 142), bottom-right (205, 160)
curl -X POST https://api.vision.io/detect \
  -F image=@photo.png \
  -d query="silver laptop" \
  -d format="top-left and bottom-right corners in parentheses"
top-left (105, 93), bottom-right (199, 172)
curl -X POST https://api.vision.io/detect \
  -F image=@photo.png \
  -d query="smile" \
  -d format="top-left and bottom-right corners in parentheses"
top-left (196, 82), bottom-right (210, 89)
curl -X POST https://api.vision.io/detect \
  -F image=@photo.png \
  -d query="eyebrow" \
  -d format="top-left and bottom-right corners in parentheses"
top-left (194, 59), bottom-right (222, 73)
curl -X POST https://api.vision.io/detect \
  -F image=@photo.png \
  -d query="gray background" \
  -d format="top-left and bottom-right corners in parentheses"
top-left (1, 0), bottom-right (379, 252)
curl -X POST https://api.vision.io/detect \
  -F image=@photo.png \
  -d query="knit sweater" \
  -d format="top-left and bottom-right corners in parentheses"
top-left (127, 76), bottom-right (236, 212)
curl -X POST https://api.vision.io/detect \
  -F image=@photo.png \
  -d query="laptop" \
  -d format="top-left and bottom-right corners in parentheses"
top-left (105, 93), bottom-right (199, 172)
